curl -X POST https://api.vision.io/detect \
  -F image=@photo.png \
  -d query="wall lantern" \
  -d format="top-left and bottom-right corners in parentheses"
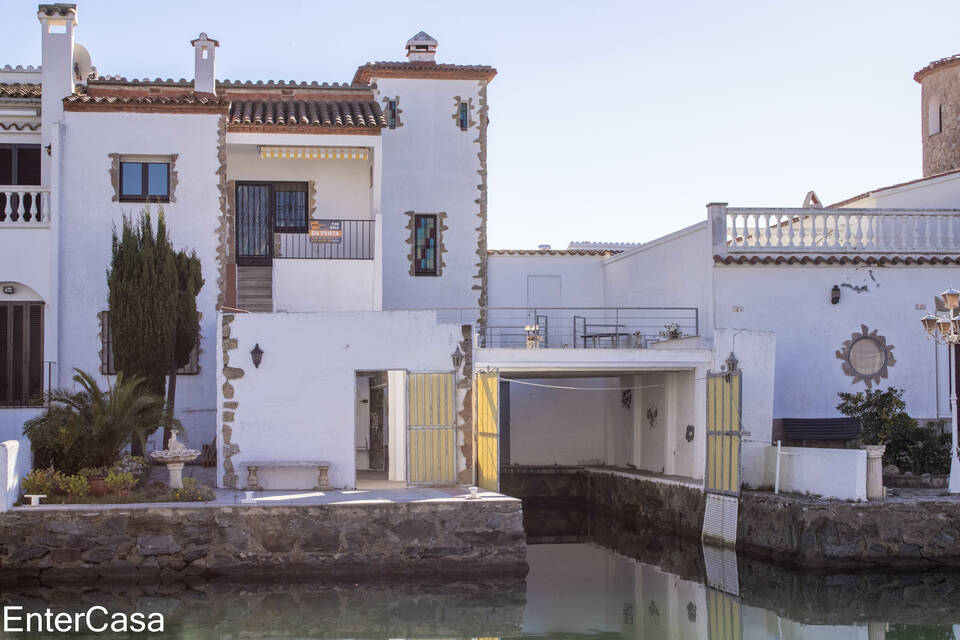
top-left (250, 343), bottom-right (264, 369)
top-left (831, 285), bottom-right (841, 305)
top-left (943, 288), bottom-right (960, 311)
top-left (451, 345), bottom-right (464, 369)
top-left (921, 314), bottom-right (939, 335)
top-left (724, 352), bottom-right (739, 373)
top-left (1, 285), bottom-right (14, 295)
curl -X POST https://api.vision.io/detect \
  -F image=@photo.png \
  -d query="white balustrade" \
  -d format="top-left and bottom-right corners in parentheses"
top-left (716, 207), bottom-right (960, 254)
top-left (0, 186), bottom-right (50, 227)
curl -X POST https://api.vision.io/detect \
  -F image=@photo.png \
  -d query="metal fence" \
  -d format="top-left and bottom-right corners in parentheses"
top-left (418, 307), bottom-right (699, 349)
top-left (274, 219), bottom-right (375, 259)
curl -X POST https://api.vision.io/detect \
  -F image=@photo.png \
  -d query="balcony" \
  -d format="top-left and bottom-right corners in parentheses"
top-left (0, 187), bottom-right (49, 227)
top-left (424, 307), bottom-right (700, 349)
top-left (274, 219), bottom-right (375, 260)
top-left (711, 205), bottom-right (960, 257)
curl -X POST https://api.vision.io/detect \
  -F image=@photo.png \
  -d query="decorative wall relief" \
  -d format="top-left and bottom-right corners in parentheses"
top-left (621, 389), bottom-right (632, 409)
top-left (685, 424), bottom-right (695, 443)
top-left (836, 324), bottom-right (896, 388)
top-left (646, 405), bottom-right (658, 428)
top-left (687, 602), bottom-right (697, 622)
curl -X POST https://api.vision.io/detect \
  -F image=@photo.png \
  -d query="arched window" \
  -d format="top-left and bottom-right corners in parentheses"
top-left (0, 282), bottom-right (44, 407)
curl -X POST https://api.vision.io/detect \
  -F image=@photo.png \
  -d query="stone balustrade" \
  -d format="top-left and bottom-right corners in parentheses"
top-left (0, 186), bottom-right (50, 226)
top-left (710, 204), bottom-right (960, 255)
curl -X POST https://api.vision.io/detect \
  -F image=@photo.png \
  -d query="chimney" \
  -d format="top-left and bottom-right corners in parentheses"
top-left (37, 3), bottom-right (78, 185)
top-left (191, 32), bottom-right (218, 95)
top-left (405, 31), bottom-right (438, 63)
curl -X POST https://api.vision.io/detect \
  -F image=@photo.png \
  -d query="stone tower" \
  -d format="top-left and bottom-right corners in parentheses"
top-left (915, 54), bottom-right (960, 177)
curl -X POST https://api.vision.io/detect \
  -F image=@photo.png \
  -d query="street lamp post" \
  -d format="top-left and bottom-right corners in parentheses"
top-left (921, 287), bottom-right (960, 494)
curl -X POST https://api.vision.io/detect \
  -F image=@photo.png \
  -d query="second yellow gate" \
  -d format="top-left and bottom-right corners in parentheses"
top-left (476, 370), bottom-right (499, 492)
top-left (407, 372), bottom-right (457, 485)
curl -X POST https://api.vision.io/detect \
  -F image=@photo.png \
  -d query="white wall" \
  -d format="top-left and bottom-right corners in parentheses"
top-left (377, 77), bottom-right (485, 311)
top-left (715, 265), bottom-right (953, 421)
top-left (508, 378), bottom-right (612, 465)
top-left (218, 310), bottom-right (461, 489)
top-left (854, 172), bottom-right (960, 209)
top-left (713, 328), bottom-right (776, 489)
top-left (59, 111), bottom-right (222, 447)
top-left (226, 145), bottom-right (373, 220)
top-left (0, 440), bottom-right (20, 512)
top-left (488, 255), bottom-right (607, 307)
top-left (763, 446), bottom-right (867, 501)
top-left (633, 370), bottom-right (701, 479)
top-left (602, 223), bottom-right (713, 339)
top-left (273, 259), bottom-right (377, 312)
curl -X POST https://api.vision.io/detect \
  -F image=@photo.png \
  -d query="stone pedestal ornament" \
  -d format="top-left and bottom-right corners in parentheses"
top-left (150, 432), bottom-right (201, 490)
top-left (862, 445), bottom-right (886, 501)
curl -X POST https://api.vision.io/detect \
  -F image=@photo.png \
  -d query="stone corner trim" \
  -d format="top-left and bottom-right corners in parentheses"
top-left (473, 83), bottom-right (490, 331)
top-left (220, 313), bottom-right (243, 488)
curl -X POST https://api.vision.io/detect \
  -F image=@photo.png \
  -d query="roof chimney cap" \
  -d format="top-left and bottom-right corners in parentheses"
top-left (191, 32), bottom-right (219, 47)
top-left (405, 31), bottom-right (437, 62)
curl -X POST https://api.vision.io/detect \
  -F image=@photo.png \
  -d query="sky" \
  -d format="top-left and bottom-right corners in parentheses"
top-left (4, 0), bottom-right (960, 249)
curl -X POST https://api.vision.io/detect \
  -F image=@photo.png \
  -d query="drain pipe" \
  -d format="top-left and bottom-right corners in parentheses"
top-left (774, 440), bottom-right (797, 494)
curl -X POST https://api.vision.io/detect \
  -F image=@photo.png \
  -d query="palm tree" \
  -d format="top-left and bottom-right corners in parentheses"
top-left (23, 369), bottom-right (182, 473)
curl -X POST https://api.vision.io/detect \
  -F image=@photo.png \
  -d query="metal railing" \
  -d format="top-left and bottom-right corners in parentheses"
top-left (0, 186), bottom-right (49, 226)
top-left (0, 360), bottom-right (55, 408)
top-left (712, 205), bottom-right (960, 254)
top-left (274, 219), bottom-right (375, 259)
top-left (411, 307), bottom-right (699, 349)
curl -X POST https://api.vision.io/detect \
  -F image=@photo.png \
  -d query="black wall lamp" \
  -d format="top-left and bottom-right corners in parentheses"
top-left (250, 343), bottom-right (264, 368)
top-left (831, 285), bottom-right (841, 305)
top-left (451, 346), bottom-right (464, 369)
top-left (1, 285), bottom-right (14, 295)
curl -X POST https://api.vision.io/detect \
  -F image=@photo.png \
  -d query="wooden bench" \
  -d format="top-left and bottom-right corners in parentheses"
top-left (242, 461), bottom-right (331, 491)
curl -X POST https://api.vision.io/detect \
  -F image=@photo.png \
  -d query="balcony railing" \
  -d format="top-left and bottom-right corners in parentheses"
top-left (413, 307), bottom-right (699, 349)
top-left (274, 219), bottom-right (375, 259)
top-left (712, 206), bottom-right (960, 254)
top-left (0, 187), bottom-right (49, 227)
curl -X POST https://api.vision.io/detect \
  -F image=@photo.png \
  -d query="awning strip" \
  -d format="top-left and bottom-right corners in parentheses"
top-left (259, 146), bottom-right (369, 160)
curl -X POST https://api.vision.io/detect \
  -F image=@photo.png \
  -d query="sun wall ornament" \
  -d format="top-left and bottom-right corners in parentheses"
top-left (646, 405), bottom-right (658, 428)
top-left (835, 324), bottom-right (895, 388)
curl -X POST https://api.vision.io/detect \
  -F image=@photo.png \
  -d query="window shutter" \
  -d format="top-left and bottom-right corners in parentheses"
top-left (28, 303), bottom-right (43, 402)
top-left (0, 305), bottom-right (7, 405)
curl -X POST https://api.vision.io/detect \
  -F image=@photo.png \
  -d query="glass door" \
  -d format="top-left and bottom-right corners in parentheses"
top-left (235, 183), bottom-right (272, 265)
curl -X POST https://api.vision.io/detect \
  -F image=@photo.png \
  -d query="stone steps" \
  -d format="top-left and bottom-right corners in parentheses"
top-left (237, 266), bottom-right (273, 312)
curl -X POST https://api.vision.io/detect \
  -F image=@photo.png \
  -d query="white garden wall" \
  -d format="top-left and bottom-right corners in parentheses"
top-left (763, 446), bottom-right (867, 501)
top-left (217, 310), bottom-right (463, 489)
top-left (273, 259), bottom-right (377, 312)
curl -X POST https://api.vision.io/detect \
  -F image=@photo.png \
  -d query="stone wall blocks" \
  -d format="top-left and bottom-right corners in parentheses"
top-left (223, 366), bottom-right (244, 380)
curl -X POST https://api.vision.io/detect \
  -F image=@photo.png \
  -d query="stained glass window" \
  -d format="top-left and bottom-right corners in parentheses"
top-left (414, 214), bottom-right (438, 276)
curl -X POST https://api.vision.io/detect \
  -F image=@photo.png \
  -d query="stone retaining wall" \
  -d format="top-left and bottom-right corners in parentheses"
top-left (502, 466), bottom-right (705, 538)
top-left (737, 491), bottom-right (960, 569)
top-left (0, 499), bottom-right (527, 586)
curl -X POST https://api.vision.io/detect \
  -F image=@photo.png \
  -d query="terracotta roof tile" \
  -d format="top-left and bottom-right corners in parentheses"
top-left (228, 99), bottom-right (385, 129)
top-left (0, 83), bottom-right (41, 99)
top-left (354, 61), bottom-right (496, 84)
top-left (37, 3), bottom-right (76, 16)
top-left (62, 94), bottom-right (227, 113)
top-left (915, 54), bottom-right (960, 83)
top-left (90, 77), bottom-right (364, 90)
top-left (714, 254), bottom-right (960, 266)
top-left (489, 249), bottom-right (620, 256)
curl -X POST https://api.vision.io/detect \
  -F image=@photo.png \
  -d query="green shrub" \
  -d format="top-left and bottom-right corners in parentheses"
top-left (172, 477), bottom-right (215, 502)
top-left (21, 468), bottom-right (56, 496)
top-left (105, 471), bottom-right (137, 493)
top-left (58, 474), bottom-right (89, 499)
top-left (79, 466), bottom-right (109, 480)
top-left (23, 369), bottom-right (181, 474)
top-left (837, 387), bottom-right (952, 474)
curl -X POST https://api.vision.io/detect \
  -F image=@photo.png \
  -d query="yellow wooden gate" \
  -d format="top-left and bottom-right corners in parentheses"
top-left (407, 372), bottom-right (457, 485)
top-left (476, 370), bottom-right (499, 492)
top-left (703, 370), bottom-right (742, 546)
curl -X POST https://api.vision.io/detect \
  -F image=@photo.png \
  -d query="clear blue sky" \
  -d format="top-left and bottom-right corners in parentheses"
top-left (4, 1), bottom-right (959, 248)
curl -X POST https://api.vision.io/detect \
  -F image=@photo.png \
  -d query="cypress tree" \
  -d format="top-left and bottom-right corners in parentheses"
top-left (107, 209), bottom-right (200, 451)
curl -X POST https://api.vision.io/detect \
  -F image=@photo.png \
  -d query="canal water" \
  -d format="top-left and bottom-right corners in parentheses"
top-left (3, 506), bottom-right (960, 639)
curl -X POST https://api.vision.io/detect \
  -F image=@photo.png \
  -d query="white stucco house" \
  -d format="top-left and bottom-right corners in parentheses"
top-left (1, 3), bottom-right (958, 507)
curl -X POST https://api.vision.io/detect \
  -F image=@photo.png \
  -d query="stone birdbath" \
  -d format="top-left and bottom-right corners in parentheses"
top-left (150, 432), bottom-right (200, 490)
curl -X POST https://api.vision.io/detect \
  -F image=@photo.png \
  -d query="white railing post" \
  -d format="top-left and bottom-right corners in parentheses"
top-left (0, 187), bottom-right (51, 226)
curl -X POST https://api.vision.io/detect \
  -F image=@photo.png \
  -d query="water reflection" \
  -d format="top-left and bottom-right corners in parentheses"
top-left (2, 505), bottom-right (960, 638)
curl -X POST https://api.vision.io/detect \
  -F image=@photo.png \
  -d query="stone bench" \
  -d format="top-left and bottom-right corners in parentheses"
top-left (242, 461), bottom-right (331, 491)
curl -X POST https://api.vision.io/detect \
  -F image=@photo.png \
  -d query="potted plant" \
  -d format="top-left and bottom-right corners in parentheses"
top-left (105, 470), bottom-right (137, 497)
top-left (80, 466), bottom-right (110, 497)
